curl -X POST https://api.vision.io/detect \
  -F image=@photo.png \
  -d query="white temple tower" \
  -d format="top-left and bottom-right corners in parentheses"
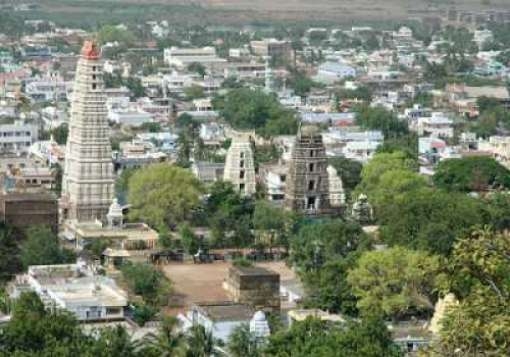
top-left (327, 165), bottom-right (345, 207)
top-left (223, 137), bottom-right (256, 196)
top-left (61, 40), bottom-right (115, 222)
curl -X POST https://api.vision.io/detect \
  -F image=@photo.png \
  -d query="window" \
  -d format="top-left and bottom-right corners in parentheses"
top-left (240, 160), bottom-right (244, 168)
top-left (280, 175), bottom-right (286, 182)
top-left (106, 307), bottom-right (121, 316)
top-left (309, 163), bottom-right (315, 172)
top-left (92, 74), bottom-right (96, 80)
top-left (239, 183), bottom-right (245, 192)
top-left (92, 83), bottom-right (97, 90)
top-left (308, 180), bottom-right (315, 191)
top-left (240, 152), bottom-right (245, 159)
top-left (239, 170), bottom-right (245, 179)
top-left (310, 150), bottom-right (315, 157)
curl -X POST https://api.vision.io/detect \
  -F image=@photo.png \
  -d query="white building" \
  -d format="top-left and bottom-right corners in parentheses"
top-left (9, 263), bottom-right (127, 322)
top-left (163, 47), bottom-right (226, 69)
top-left (0, 120), bottom-right (38, 154)
top-left (108, 108), bottom-right (154, 127)
top-left (474, 29), bottom-right (493, 48)
top-left (315, 62), bottom-right (357, 84)
top-left (25, 78), bottom-right (71, 102)
top-left (179, 303), bottom-right (255, 342)
top-left (416, 112), bottom-right (454, 138)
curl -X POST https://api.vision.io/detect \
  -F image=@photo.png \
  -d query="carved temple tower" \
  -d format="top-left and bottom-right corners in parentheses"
top-left (284, 125), bottom-right (333, 216)
top-left (61, 41), bottom-right (115, 222)
top-left (223, 136), bottom-right (256, 196)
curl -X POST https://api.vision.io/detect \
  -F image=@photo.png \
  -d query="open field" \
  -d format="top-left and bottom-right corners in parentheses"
top-left (21, 0), bottom-right (510, 27)
top-left (162, 261), bottom-right (296, 312)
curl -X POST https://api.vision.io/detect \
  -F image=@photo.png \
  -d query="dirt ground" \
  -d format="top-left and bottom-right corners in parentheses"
top-left (162, 260), bottom-right (296, 312)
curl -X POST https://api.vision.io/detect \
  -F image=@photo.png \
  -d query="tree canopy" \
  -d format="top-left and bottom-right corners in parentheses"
top-left (128, 164), bottom-right (204, 229)
top-left (433, 156), bottom-right (510, 192)
top-left (20, 226), bottom-right (76, 269)
top-left (213, 88), bottom-right (298, 137)
top-left (435, 229), bottom-right (510, 356)
top-left (265, 317), bottom-right (402, 357)
top-left (347, 247), bottom-right (442, 319)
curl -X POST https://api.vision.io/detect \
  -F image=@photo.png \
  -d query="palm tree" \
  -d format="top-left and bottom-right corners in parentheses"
top-left (185, 324), bottom-right (220, 357)
top-left (138, 317), bottom-right (185, 357)
top-left (227, 324), bottom-right (261, 357)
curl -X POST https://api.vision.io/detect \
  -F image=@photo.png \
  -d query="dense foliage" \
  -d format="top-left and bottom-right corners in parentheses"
top-left (433, 156), bottom-right (510, 192)
top-left (290, 220), bottom-right (368, 315)
top-left (265, 317), bottom-right (402, 357)
top-left (348, 247), bottom-right (442, 318)
top-left (213, 88), bottom-right (298, 137)
top-left (433, 229), bottom-right (510, 356)
top-left (20, 226), bottom-right (76, 269)
top-left (120, 262), bottom-right (172, 306)
top-left (128, 164), bottom-right (203, 230)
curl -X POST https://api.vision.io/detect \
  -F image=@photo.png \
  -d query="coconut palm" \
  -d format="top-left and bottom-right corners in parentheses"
top-left (185, 324), bottom-right (221, 357)
top-left (138, 316), bottom-right (185, 357)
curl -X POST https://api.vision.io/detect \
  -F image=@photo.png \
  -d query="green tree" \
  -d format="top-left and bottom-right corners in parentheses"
top-left (265, 317), bottom-right (401, 357)
top-left (228, 324), bottom-right (261, 357)
top-left (290, 220), bottom-right (366, 272)
top-left (290, 220), bottom-right (368, 315)
top-left (435, 229), bottom-right (510, 356)
top-left (187, 62), bottom-right (206, 77)
top-left (355, 105), bottom-right (409, 139)
top-left (354, 151), bottom-right (417, 208)
top-left (185, 324), bottom-right (218, 357)
top-left (433, 156), bottom-right (510, 192)
top-left (204, 181), bottom-right (254, 248)
top-left (179, 223), bottom-right (200, 255)
top-left (214, 88), bottom-right (298, 137)
top-left (20, 226), bottom-right (75, 269)
top-left (0, 224), bottom-right (22, 284)
top-left (50, 123), bottom-right (68, 145)
top-left (184, 85), bottom-right (205, 100)
top-left (128, 164), bottom-right (203, 229)
top-left (140, 316), bottom-right (185, 356)
top-left (1, 292), bottom-right (85, 354)
top-left (379, 189), bottom-right (485, 256)
top-left (253, 201), bottom-right (294, 251)
top-left (347, 247), bottom-right (442, 319)
top-left (120, 262), bottom-right (171, 305)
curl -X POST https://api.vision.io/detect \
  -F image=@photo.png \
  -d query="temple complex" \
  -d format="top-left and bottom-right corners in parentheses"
top-left (284, 125), bottom-right (333, 216)
top-left (223, 136), bottom-right (256, 196)
top-left (61, 41), bottom-right (115, 222)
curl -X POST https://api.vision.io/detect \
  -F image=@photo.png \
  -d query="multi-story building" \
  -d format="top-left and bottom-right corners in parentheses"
top-left (61, 41), bottom-right (115, 222)
top-left (250, 39), bottom-right (292, 60)
top-left (0, 120), bottom-right (38, 154)
top-left (163, 47), bottom-right (226, 69)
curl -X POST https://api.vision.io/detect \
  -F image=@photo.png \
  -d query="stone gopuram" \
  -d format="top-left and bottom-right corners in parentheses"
top-left (223, 137), bottom-right (256, 196)
top-left (284, 125), bottom-right (332, 216)
top-left (61, 41), bottom-right (115, 222)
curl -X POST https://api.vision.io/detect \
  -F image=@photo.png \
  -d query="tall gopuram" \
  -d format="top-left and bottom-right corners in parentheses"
top-left (61, 40), bottom-right (115, 222)
top-left (284, 125), bottom-right (333, 216)
top-left (223, 136), bottom-right (256, 196)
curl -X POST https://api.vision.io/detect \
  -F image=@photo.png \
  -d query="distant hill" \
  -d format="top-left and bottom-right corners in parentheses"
top-left (20, 0), bottom-right (510, 27)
